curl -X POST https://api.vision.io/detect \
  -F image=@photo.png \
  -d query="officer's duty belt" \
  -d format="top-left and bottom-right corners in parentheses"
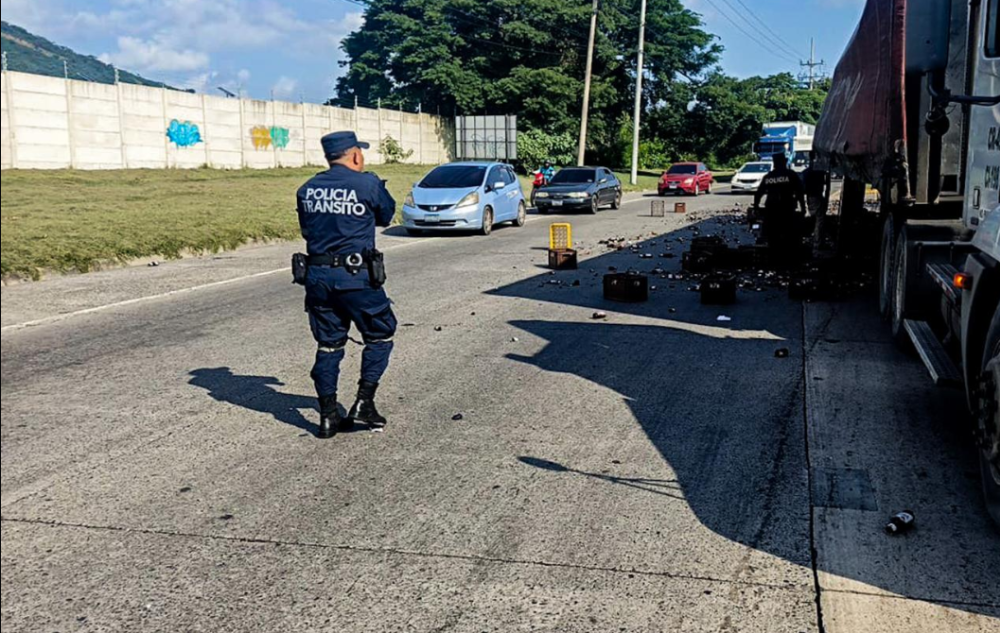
top-left (307, 253), bottom-right (366, 268)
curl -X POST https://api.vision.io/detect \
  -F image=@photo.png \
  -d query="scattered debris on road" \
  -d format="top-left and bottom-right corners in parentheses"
top-left (775, 348), bottom-right (791, 359)
top-left (885, 511), bottom-right (916, 535)
top-left (592, 311), bottom-right (608, 320)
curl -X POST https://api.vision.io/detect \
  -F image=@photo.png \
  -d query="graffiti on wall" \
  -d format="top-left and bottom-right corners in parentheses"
top-left (251, 126), bottom-right (291, 150)
top-left (166, 120), bottom-right (202, 147)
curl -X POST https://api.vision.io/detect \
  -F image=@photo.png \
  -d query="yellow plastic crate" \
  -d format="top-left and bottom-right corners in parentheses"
top-left (549, 223), bottom-right (573, 250)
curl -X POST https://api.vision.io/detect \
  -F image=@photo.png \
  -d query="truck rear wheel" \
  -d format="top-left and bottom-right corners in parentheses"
top-left (879, 214), bottom-right (897, 321)
top-left (979, 307), bottom-right (1000, 527)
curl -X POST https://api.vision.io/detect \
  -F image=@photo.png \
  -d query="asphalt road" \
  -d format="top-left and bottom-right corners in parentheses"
top-left (2, 189), bottom-right (998, 633)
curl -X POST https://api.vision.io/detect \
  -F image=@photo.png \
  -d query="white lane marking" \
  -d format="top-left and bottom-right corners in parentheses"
top-left (1, 191), bottom-right (678, 334)
top-left (0, 236), bottom-right (454, 334)
top-left (1, 270), bottom-right (288, 334)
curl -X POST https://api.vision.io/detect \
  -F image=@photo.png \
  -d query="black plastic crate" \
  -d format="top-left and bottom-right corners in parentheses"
top-left (604, 272), bottom-right (649, 303)
top-left (701, 273), bottom-right (737, 305)
top-left (548, 248), bottom-right (579, 270)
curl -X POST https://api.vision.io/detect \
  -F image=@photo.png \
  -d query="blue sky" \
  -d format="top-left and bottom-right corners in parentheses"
top-left (684, 0), bottom-right (867, 80)
top-left (2, 0), bottom-right (866, 103)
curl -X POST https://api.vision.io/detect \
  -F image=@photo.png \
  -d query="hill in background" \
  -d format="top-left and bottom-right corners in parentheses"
top-left (1, 21), bottom-right (170, 88)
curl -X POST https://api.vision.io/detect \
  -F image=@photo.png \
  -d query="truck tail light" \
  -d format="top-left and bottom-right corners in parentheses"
top-left (953, 273), bottom-right (973, 290)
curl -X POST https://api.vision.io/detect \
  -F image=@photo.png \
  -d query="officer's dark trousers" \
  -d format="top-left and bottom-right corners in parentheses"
top-left (305, 271), bottom-right (397, 399)
top-left (763, 207), bottom-right (803, 267)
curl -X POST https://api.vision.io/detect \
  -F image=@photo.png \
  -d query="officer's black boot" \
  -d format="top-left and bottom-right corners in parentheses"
top-left (348, 380), bottom-right (387, 430)
top-left (318, 396), bottom-right (342, 439)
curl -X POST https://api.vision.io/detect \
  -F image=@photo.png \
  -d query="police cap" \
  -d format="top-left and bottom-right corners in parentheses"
top-left (322, 131), bottom-right (370, 158)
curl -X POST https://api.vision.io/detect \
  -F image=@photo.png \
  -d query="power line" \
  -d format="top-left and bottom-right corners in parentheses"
top-left (699, 0), bottom-right (799, 65)
top-left (725, 0), bottom-right (806, 61)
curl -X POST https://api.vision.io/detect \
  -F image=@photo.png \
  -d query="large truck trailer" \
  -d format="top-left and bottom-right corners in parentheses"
top-left (814, 0), bottom-right (999, 525)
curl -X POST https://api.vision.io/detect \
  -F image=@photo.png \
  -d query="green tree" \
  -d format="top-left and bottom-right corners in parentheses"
top-left (335, 0), bottom-right (720, 161)
top-left (663, 73), bottom-right (828, 168)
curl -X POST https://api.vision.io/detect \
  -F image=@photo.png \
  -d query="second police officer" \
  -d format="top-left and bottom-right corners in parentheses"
top-left (753, 152), bottom-right (808, 264)
top-left (295, 131), bottom-right (398, 439)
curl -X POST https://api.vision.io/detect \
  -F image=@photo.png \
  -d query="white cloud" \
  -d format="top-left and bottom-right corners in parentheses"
top-left (1, 0), bottom-right (55, 32)
top-left (5, 0), bottom-right (365, 100)
top-left (101, 36), bottom-right (209, 72)
top-left (271, 76), bottom-right (299, 100)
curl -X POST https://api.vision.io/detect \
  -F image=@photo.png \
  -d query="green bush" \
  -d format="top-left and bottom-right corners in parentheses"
top-left (379, 136), bottom-right (414, 164)
top-left (517, 129), bottom-right (577, 171)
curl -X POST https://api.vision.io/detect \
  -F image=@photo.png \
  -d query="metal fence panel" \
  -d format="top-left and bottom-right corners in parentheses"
top-left (455, 114), bottom-right (517, 161)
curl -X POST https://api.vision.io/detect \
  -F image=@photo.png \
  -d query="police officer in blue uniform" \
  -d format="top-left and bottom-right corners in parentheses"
top-left (297, 131), bottom-right (397, 438)
top-left (753, 153), bottom-right (807, 263)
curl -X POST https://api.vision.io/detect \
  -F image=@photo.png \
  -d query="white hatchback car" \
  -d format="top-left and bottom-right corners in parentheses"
top-left (731, 161), bottom-right (773, 193)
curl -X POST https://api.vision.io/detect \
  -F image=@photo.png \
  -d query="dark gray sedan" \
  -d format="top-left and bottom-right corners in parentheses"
top-left (534, 167), bottom-right (623, 214)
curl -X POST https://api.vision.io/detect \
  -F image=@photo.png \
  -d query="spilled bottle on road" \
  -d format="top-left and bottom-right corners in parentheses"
top-left (885, 511), bottom-right (916, 535)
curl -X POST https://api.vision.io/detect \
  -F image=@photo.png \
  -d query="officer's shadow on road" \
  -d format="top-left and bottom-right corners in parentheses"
top-left (188, 368), bottom-right (354, 438)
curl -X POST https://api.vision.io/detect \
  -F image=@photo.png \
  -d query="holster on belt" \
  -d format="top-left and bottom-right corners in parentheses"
top-left (366, 249), bottom-right (387, 289)
top-left (292, 253), bottom-right (308, 285)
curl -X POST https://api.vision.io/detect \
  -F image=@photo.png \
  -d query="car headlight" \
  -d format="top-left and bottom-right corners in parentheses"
top-left (535, 192), bottom-right (550, 199)
top-left (567, 192), bottom-right (589, 199)
top-left (456, 192), bottom-right (480, 208)
top-left (404, 192), bottom-right (415, 207)
top-left (684, 178), bottom-right (694, 185)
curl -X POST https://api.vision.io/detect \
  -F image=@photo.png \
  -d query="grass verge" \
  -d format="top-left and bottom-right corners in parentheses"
top-left (1, 165), bottom-right (664, 279)
top-left (0, 165), bottom-right (429, 279)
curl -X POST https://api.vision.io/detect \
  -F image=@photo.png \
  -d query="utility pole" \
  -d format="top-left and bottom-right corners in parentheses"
top-left (800, 38), bottom-right (825, 90)
top-left (577, 0), bottom-right (599, 166)
top-left (630, 0), bottom-right (648, 186)
top-left (63, 60), bottom-right (69, 80)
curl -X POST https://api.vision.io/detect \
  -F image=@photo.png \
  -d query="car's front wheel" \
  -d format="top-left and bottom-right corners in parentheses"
top-left (480, 207), bottom-right (494, 236)
top-left (589, 195), bottom-right (600, 214)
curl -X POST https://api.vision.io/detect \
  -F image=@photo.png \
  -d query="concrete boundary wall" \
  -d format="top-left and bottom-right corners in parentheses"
top-left (0, 71), bottom-right (455, 170)
top-left (1, 72), bottom-right (13, 170)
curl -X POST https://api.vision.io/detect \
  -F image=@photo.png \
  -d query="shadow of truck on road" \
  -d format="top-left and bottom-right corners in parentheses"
top-left (489, 214), bottom-right (999, 619)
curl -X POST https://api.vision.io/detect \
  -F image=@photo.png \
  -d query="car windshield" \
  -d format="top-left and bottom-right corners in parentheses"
top-left (740, 163), bottom-right (772, 174)
top-left (667, 165), bottom-right (698, 175)
top-left (419, 166), bottom-right (487, 189)
top-left (551, 169), bottom-right (596, 184)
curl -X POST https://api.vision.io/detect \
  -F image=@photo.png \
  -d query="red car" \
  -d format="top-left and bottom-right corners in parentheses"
top-left (659, 162), bottom-right (714, 196)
